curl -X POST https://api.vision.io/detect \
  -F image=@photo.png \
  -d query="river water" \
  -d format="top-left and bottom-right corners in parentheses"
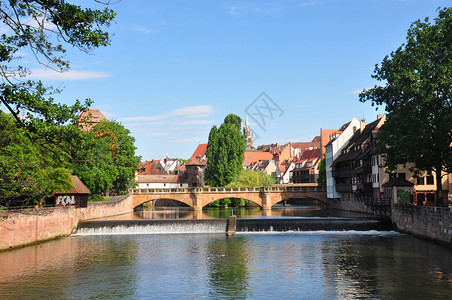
top-left (0, 206), bottom-right (451, 299)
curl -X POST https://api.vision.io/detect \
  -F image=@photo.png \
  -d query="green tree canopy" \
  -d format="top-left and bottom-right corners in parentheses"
top-left (317, 154), bottom-right (326, 188)
top-left (71, 120), bottom-right (140, 195)
top-left (205, 114), bottom-right (246, 187)
top-left (0, 1), bottom-right (116, 155)
top-left (0, 112), bottom-right (73, 207)
top-left (359, 7), bottom-right (452, 203)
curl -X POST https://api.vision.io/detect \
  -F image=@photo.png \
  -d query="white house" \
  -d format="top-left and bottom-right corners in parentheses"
top-left (136, 175), bottom-right (188, 189)
top-left (325, 118), bottom-right (361, 199)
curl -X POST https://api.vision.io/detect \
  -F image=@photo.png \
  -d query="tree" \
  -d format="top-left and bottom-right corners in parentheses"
top-left (0, 112), bottom-right (73, 207)
top-left (71, 120), bottom-right (140, 195)
top-left (317, 154), bottom-right (326, 188)
top-left (205, 114), bottom-right (246, 187)
top-left (359, 7), bottom-right (452, 205)
top-left (0, 1), bottom-right (116, 157)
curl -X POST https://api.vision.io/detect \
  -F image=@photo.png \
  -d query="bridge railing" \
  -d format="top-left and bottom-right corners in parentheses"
top-left (131, 186), bottom-right (326, 194)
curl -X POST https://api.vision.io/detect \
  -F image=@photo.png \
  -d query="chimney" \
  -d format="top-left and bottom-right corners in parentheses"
top-left (360, 120), bottom-right (366, 133)
top-left (377, 114), bottom-right (382, 119)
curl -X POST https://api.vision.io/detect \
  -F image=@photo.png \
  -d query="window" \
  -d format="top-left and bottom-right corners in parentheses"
top-left (426, 176), bottom-right (434, 185)
top-left (397, 173), bottom-right (406, 179)
top-left (389, 173), bottom-right (396, 179)
top-left (417, 177), bottom-right (424, 185)
top-left (426, 193), bottom-right (435, 202)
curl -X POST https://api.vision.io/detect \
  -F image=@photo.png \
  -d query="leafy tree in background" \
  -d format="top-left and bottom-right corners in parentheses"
top-left (71, 120), bottom-right (140, 195)
top-left (0, 113), bottom-right (73, 207)
top-left (359, 7), bottom-right (452, 205)
top-left (0, 1), bottom-right (115, 156)
top-left (205, 114), bottom-right (246, 187)
top-left (228, 169), bottom-right (276, 188)
top-left (317, 154), bottom-right (326, 188)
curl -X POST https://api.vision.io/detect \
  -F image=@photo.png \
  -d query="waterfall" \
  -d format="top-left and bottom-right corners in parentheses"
top-left (73, 217), bottom-right (392, 236)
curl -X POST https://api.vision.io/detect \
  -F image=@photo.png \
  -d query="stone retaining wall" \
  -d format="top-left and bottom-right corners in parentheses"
top-left (327, 198), bottom-right (373, 214)
top-left (392, 204), bottom-right (452, 247)
top-left (0, 194), bottom-right (133, 251)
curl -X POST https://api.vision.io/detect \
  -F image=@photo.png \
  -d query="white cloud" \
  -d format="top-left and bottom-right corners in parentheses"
top-left (134, 26), bottom-right (154, 34)
top-left (145, 131), bottom-right (176, 137)
top-left (177, 119), bottom-right (215, 125)
top-left (26, 68), bottom-right (110, 80)
top-left (167, 105), bottom-right (215, 119)
top-left (351, 88), bottom-right (365, 95)
top-left (223, 3), bottom-right (281, 16)
top-left (169, 137), bottom-right (205, 144)
top-left (300, 1), bottom-right (323, 7)
top-left (120, 115), bottom-right (166, 122)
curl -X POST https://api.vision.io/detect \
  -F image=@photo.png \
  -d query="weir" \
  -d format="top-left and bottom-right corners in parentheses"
top-left (75, 217), bottom-right (393, 235)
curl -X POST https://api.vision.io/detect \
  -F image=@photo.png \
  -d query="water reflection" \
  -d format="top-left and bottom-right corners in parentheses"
top-left (101, 205), bottom-right (372, 221)
top-left (0, 236), bottom-right (140, 299)
top-left (0, 232), bottom-right (451, 299)
top-left (206, 237), bottom-right (250, 299)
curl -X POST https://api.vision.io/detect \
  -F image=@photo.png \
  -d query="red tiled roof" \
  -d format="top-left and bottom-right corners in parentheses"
top-left (300, 148), bottom-right (321, 161)
top-left (138, 160), bottom-right (164, 175)
top-left (187, 156), bottom-right (207, 166)
top-left (243, 151), bottom-right (273, 166)
top-left (291, 141), bottom-right (320, 151)
top-left (190, 143), bottom-right (208, 159)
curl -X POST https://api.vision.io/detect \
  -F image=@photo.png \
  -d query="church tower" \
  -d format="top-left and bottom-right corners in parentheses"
top-left (243, 115), bottom-right (253, 150)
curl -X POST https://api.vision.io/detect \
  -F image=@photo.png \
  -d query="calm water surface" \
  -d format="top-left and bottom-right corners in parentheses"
top-left (0, 206), bottom-right (451, 299)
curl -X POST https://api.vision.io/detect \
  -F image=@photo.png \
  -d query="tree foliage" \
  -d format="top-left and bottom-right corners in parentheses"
top-left (0, 112), bottom-right (73, 207)
top-left (317, 154), bottom-right (326, 188)
top-left (359, 7), bottom-right (452, 202)
top-left (0, 0), bottom-right (115, 156)
top-left (228, 169), bottom-right (276, 188)
top-left (205, 114), bottom-right (246, 187)
top-left (71, 120), bottom-right (141, 195)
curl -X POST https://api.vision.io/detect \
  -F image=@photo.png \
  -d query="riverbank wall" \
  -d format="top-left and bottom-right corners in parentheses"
top-left (392, 204), bottom-right (452, 248)
top-left (0, 194), bottom-right (133, 251)
top-left (327, 198), bottom-right (373, 214)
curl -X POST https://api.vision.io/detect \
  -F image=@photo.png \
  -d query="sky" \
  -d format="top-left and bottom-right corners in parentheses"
top-left (4, 0), bottom-right (451, 160)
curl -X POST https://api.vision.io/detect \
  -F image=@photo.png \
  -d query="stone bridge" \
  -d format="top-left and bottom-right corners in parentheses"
top-left (131, 186), bottom-right (327, 210)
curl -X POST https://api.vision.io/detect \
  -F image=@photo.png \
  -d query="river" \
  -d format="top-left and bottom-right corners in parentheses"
top-left (0, 205), bottom-right (451, 299)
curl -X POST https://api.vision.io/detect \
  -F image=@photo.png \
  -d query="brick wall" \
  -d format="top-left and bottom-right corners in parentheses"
top-left (392, 204), bottom-right (452, 247)
top-left (0, 194), bottom-right (133, 251)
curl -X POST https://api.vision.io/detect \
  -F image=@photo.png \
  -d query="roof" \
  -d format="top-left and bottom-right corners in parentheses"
top-left (137, 175), bottom-right (186, 184)
top-left (300, 148), bottom-right (321, 160)
top-left (291, 141), bottom-right (320, 152)
top-left (187, 156), bottom-right (207, 166)
top-left (138, 160), bottom-right (165, 175)
top-left (243, 151), bottom-right (273, 166)
top-left (190, 143), bottom-right (208, 159)
top-left (382, 177), bottom-right (414, 187)
top-left (55, 176), bottom-right (90, 194)
top-left (77, 109), bottom-right (109, 130)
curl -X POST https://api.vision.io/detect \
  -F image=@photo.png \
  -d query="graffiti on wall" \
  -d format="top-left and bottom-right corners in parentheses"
top-left (56, 195), bottom-right (76, 206)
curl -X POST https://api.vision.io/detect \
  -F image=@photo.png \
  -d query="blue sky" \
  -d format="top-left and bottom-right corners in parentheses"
top-left (10, 0), bottom-right (451, 160)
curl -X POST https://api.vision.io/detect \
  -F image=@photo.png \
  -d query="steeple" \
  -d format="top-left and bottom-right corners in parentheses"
top-left (243, 114), bottom-right (253, 150)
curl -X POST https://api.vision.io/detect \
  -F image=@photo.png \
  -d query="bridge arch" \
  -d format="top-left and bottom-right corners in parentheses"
top-left (199, 194), bottom-right (262, 208)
